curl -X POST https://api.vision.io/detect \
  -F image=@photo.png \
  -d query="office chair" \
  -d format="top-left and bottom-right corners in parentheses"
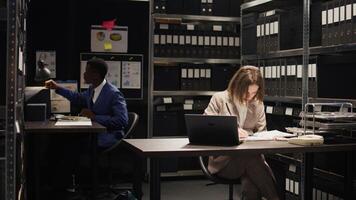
top-left (101, 112), bottom-right (139, 193)
top-left (198, 156), bottom-right (241, 200)
top-left (68, 112), bottom-right (139, 199)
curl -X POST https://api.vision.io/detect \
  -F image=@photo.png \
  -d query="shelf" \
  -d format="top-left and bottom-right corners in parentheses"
top-left (241, 0), bottom-right (300, 12)
top-left (0, 7), bottom-right (6, 21)
top-left (0, 157), bottom-right (5, 161)
top-left (154, 57), bottom-right (240, 64)
top-left (242, 43), bottom-right (356, 60)
top-left (241, 0), bottom-right (274, 10)
top-left (264, 96), bottom-right (302, 104)
top-left (309, 98), bottom-right (356, 108)
top-left (153, 91), bottom-right (219, 96)
top-left (264, 96), bottom-right (356, 107)
top-left (153, 13), bottom-right (240, 23)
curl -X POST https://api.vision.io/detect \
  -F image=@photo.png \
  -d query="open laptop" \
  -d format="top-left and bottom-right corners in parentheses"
top-left (184, 114), bottom-right (240, 146)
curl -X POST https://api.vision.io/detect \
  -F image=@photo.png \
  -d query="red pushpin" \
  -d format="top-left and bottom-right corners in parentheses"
top-left (102, 19), bottom-right (116, 31)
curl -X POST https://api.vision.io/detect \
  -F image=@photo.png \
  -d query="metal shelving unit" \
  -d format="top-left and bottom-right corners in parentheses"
top-left (153, 91), bottom-right (218, 96)
top-left (153, 13), bottom-right (240, 22)
top-left (148, 0), bottom-right (242, 177)
top-left (264, 96), bottom-right (356, 107)
top-left (241, 1), bottom-right (356, 200)
top-left (148, 2), bottom-right (242, 139)
top-left (241, 0), bottom-right (300, 12)
top-left (242, 43), bottom-right (356, 60)
top-left (154, 57), bottom-right (240, 64)
top-left (4, 0), bottom-right (26, 199)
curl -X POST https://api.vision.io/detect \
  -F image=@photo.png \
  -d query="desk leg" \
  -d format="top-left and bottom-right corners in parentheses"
top-left (300, 153), bottom-right (313, 200)
top-left (33, 135), bottom-right (41, 200)
top-left (90, 133), bottom-right (98, 200)
top-left (133, 156), bottom-right (143, 200)
top-left (150, 158), bottom-right (160, 200)
top-left (344, 151), bottom-right (353, 200)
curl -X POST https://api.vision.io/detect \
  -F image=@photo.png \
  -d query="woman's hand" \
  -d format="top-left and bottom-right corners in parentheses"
top-left (238, 128), bottom-right (249, 138)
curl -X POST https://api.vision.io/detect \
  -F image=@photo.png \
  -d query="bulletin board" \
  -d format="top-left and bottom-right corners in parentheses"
top-left (80, 53), bottom-right (143, 100)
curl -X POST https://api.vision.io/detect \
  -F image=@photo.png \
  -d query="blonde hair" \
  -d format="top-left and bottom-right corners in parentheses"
top-left (227, 65), bottom-right (264, 104)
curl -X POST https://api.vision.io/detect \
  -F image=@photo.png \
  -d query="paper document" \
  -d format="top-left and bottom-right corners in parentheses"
top-left (55, 116), bottom-right (92, 126)
top-left (245, 130), bottom-right (296, 141)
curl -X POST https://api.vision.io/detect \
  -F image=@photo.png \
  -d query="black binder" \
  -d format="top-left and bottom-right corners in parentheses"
top-left (242, 13), bottom-right (258, 55)
top-left (344, 0), bottom-right (353, 43)
top-left (183, 0), bottom-right (201, 15)
top-left (213, 0), bottom-right (229, 17)
top-left (326, 1), bottom-right (334, 46)
top-left (321, 2), bottom-right (328, 46)
top-left (180, 67), bottom-right (188, 90)
top-left (279, 59), bottom-right (287, 97)
top-left (352, 0), bottom-right (356, 43)
top-left (154, 65), bottom-right (180, 90)
top-left (211, 64), bottom-right (235, 91)
top-left (229, 0), bottom-right (242, 17)
top-left (332, 0), bottom-right (340, 45)
top-left (166, 0), bottom-right (184, 14)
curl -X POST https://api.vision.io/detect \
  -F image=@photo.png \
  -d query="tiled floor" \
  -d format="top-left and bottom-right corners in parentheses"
top-left (140, 179), bottom-right (242, 200)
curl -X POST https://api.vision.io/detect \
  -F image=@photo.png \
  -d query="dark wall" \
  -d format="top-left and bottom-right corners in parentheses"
top-left (26, 0), bottom-right (149, 138)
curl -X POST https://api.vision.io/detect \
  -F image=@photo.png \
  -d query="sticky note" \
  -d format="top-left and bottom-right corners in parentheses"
top-left (104, 42), bottom-right (112, 50)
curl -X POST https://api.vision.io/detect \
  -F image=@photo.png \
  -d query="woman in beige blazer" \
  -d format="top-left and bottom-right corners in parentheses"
top-left (204, 66), bottom-right (280, 200)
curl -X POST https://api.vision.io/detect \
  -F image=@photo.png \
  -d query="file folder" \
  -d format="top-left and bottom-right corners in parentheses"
top-left (321, 2), bottom-right (328, 46)
top-left (154, 65), bottom-right (180, 90)
top-left (280, 59), bottom-right (287, 97)
top-left (181, 67), bottom-right (188, 90)
top-left (344, 1), bottom-right (353, 43)
top-left (183, 0), bottom-right (201, 15)
top-left (332, 0), bottom-right (340, 45)
top-left (166, 0), bottom-right (184, 14)
top-left (211, 64), bottom-right (235, 91)
top-left (242, 13), bottom-right (258, 55)
top-left (338, 0), bottom-right (346, 44)
top-left (327, 1), bottom-right (334, 46)
top-left (352, 0), bottom-right (356, 43)
top-left (213, 0), bottom-right (229, 17)
top-left (296, 64), bottom-right (303, 97)
top-left (229, 0), bottom-right (242, 17)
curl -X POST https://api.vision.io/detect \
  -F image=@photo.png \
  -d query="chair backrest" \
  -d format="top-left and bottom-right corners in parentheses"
top-left (103, 112), bottom-right (139, 153)
top-left (123, 112), bottom-right (139, 139)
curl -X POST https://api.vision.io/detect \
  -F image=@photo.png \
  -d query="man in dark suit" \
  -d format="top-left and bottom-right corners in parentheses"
top-left (44, 57), bottom-right (128, 199)
top-left (45, 57), bottom-right (128, 148)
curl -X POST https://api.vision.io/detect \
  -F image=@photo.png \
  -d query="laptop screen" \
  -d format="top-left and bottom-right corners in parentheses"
top-left (185, 114), bottom-right (240, 146)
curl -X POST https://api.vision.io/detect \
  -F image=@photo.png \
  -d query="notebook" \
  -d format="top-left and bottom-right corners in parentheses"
top-left (184, 114), bottom-right (240, 146)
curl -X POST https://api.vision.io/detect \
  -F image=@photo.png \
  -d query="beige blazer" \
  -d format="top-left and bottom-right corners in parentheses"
top-left (204, 90), bottom-right (267, 174)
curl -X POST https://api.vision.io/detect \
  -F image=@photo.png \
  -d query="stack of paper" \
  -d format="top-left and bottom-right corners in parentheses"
top-left (245, 130), bottom-right (296, 141)
top-left (55, 116), bottom-right (92, 126)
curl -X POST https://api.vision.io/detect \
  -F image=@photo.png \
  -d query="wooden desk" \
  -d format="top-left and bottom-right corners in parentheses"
top-left (25, 120), bottom-right (105, 133)
top-left (25, 120), bottom-right (106, 200)
top-left (123, 138), bottom-right (356, 200)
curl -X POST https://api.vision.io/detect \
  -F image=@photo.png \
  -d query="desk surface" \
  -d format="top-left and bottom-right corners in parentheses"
top-left (24, 120), bottom-right (106, 133)
top-left (123, 138), bottom-right (356, 157)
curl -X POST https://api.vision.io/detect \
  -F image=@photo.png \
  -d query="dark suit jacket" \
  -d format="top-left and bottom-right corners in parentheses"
top-left (56, 81), bottom-right (128, 148)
